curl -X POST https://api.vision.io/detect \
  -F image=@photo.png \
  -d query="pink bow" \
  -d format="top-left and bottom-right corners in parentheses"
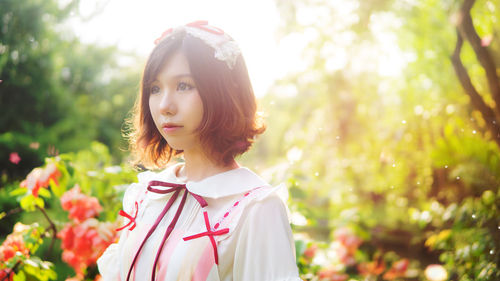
top-left (116, 201), bottom-right (138, 231)
top-left (154, 20), bottom-right (225, 45)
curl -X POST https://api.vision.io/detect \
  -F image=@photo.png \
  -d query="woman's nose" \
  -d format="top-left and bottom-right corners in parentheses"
top-left (158, 90), bottom-right (176, 116)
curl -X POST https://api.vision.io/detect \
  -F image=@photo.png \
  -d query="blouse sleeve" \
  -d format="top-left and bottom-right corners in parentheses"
top-left (97, 229), bottom-right (127, 281)
top-left (97, 171), bottom-right (155, 281)
top-left (232, 192), bottom-right (302, 281)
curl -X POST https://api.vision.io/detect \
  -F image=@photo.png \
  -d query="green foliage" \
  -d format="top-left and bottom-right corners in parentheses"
top-left (0, 0), bottom-right (141, 181)
top-left (1, 223), bottom-right (57, 281)
top-left (1, 142), bottom-right (137, 280)
top-left (240, 0), bottom-right (500, 279)
top-left (423, 189), bottom-right (500, 280)
top-left (1, 0), bottom-right (499, 279)
top-left (56, 141), bottom-right (138, 222)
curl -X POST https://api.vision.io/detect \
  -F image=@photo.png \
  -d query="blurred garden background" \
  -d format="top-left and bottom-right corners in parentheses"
top-left (1, 0), bottom-right (499, 280)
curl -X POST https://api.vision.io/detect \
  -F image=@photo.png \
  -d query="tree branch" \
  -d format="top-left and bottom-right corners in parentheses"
top-left (36, 206), bottom-right (57, 258)
top-left (0, 207), bottom-right (22, 220)
top-left (457, 0), bottom-right (500, 117)
top-left (451, 30), bottom-right (500, 147)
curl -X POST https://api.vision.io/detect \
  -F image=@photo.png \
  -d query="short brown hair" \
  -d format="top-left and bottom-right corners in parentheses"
top-left (125, 29), bottom-right (265, 170)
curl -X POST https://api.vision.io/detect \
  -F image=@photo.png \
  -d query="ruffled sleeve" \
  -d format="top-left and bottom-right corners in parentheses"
top-left (97, 171), bottom-right (156, 281)
top-left (231, 186), bottom-right (301, 281)
top-left (97, 237), bottom-right (122, 281)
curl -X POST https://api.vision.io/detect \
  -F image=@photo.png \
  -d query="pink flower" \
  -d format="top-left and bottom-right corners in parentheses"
top-left (318, 268), bottom-right (349, 281)
top-left (0, 269), bottom-right (13, 281)
top-left (60, 185), bottom-right (102, 222)
top-left (20, 163), bottom-right (61, 197)
top-left (383, 259), bottom-right (409, 280)
top-left (481, 35), bottom-right (493, 47)
top-left (303, 244), bottom-right (318, 259)
top-left (58, 218), bottom-right (117, 275)
top-left (0, 223), bottom-right (31, 263)
top-left (334, 227), bottom-right (362, 251)
top-left (357, 258), bottom-right (386, 276)
top-left (29, 142), bottom-right (40, 150)
top-left (333, 226), bottom-right (362, 266)
top-left (9, 152), bottom-right (21, 164)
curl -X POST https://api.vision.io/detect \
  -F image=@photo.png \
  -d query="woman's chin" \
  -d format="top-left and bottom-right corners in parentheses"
top-left (167, 143), bottom-right (184, 151)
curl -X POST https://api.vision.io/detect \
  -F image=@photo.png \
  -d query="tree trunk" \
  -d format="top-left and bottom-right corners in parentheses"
top-left (450, 0), bottom-right (500, 148)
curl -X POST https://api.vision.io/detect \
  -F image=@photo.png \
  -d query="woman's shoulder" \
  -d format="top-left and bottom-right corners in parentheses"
top-left (239, 183), bottom-right (290, 223)
top-left (121, 169), bottom-right (159, 211)
top-left (210, 181), bottom-right (291, 241)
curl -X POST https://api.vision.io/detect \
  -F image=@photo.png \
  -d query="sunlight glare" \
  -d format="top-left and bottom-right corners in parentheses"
top-left (68, 0), bottom-right (282, 97)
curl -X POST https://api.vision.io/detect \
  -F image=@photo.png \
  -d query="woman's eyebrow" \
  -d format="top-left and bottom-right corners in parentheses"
top-left (172, 74), bottom-right (193, 79)
top-left (153, 74), bottom-right (193, 82)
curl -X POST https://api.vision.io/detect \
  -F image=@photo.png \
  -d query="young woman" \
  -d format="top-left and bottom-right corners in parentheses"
top-left (97, 21), bottom-right (300, 281)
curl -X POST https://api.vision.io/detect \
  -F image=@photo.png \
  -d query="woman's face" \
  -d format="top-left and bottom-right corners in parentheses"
top-left (149, 51), bottom-right (204, 153)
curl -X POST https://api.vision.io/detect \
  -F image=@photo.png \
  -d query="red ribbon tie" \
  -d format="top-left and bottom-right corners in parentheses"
top-left (116, 201), bottom-right (138, 231)
top-left (183, 211), bottom-right (229, 264)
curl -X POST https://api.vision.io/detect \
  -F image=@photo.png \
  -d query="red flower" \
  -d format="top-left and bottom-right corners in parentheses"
top-left (58, 187), bottom-right (114, 274)
top-left (357, 258), bottom-right (386, 276)
top-left (383, 259), bottom-right (409, 280)
top-left (58, 224), bottom-right (75, 250)
top-left (60, 185), bottom-right (102, 222)
top-left (0, 223), bottom-right (31, 281)
top-left (20, 163), bottom-right (61, 197)
top-left (58, 218), bottom-right (117, 275)
top-left (332, 227), bottom-right (363, 266)
top-left (303, 244), bottom-right (318, 259)
top-left (334, 227), bottom-right (362, 252)
top-left (0, 230), bottom-right (30, 262)
top-left (9, 152), bottom-right (21, 164)
top-left (0, 269), bottom-right (14, 281)
top-left (317, 268), bottom-right (349, 281)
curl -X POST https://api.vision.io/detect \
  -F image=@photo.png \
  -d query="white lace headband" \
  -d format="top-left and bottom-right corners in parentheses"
top-left (154, 21), bottom-right (241, 69)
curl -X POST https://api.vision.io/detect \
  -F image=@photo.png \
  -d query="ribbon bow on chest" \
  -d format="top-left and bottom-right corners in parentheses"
top-left (119, 180), bottom-right (229, 281)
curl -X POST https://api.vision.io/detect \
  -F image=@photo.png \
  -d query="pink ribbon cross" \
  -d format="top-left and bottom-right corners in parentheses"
top-left (116, 201), bottom-right (138, 231)
top-left (183, 211), bottom-right (229, 265)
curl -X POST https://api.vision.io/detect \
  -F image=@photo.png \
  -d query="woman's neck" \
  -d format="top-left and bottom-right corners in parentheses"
top-left (179, 149), bottom-right (239, 182)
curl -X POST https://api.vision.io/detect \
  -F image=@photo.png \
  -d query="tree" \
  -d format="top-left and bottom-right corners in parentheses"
top-left (0, 0), bottom-right (140, 180)
top-left (242, 0), bottom-right (500, 278)
top-left (451, 0), bottom-right (500, 147)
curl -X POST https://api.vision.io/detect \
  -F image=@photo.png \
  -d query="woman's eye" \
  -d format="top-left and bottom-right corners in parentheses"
top-left (177, 81), bottom-right (194, 91)
top-left (151, 85), bottom-right (160, 94)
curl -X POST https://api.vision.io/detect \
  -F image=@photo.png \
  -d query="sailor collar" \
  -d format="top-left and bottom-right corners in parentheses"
top-left (147, 163), bottom-right (269, 199)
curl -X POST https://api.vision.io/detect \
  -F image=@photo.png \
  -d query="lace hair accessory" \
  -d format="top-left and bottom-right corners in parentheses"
top-left (154, 20), bottom-right (241, 69)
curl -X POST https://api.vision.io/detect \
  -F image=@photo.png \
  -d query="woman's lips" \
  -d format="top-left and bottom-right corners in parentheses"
top-left (162, 125), bottom-right (182, 133)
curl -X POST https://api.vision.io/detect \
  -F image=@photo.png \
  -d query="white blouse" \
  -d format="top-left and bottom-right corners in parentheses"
top-left (97, 163), bottom-right (301, 281)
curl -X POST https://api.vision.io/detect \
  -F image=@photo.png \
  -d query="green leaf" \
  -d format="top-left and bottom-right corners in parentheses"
top-left (34, 197), bottom-right (45, 209)
top-left (37, 188), bottom-right (51, 199)
top-left (24, 258), bottom-right (39, 268)
top-left (19, 257), bottom-right (56, 281)
top-left (13, 270), bottom-right (26, 281)
top-left (481, 190), bottom-right (494, 206)
top-left (49, 174), bottom-right (65, 198)
top-left (10, 187), bottom-right (28, 196)
top-left (20, 195), bottom-right (35, 211)
top-left (295, 239), bottom-right (307, 257)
